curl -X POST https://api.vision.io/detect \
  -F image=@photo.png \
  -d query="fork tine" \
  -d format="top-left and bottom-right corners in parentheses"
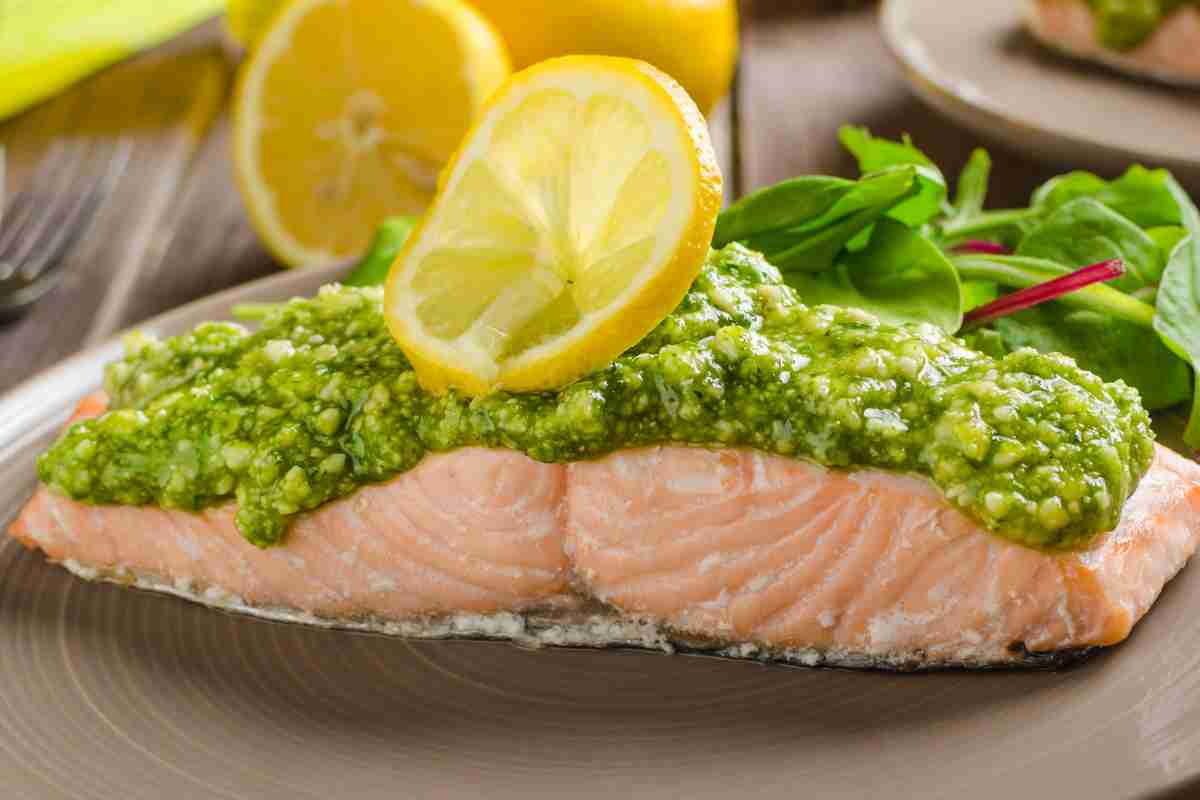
top-left (0, 143), bottom-right (83, 265)
top-left (14, 140), bottom-right (130, 285)
top-left (11, 159), bottom-right (107, 278)
top-left (0, 140), bottom-right (74, 253)
top-left (0, 140), bottom-right (89, 264)
top-left (10, 188), bottom-right (98, 283)
top-left (5, 140), bottom-right (91, 258)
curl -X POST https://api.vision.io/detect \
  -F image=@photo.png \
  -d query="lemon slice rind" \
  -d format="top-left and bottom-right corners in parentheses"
top-left (385, 56), bottom-right (721, 396)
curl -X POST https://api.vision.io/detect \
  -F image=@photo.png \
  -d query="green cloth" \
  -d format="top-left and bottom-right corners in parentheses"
top-left (0, 0), bottom-right (224, 121)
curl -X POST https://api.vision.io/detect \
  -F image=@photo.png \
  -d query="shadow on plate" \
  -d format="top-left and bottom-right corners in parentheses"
top-left (998, 25), bottom-right (1199, 98)
top-left (0, 537), bottom-right (1101, 751)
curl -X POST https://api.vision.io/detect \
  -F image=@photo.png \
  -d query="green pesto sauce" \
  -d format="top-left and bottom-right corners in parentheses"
top-left (1087, 0), bottom-right (1197, 51)
top-left (38, 245), bottom-right (1155, 551)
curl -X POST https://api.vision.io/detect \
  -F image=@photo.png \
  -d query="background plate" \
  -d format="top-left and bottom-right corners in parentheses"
top-left (881, 0), bottom-right (1200, 187)
top-left (3, 267), bottom-right (1200, 799)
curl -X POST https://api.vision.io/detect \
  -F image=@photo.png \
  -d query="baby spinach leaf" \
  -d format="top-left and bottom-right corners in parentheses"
top-left (938, 207), bottom-right (1041, 250)
top-left (787, 218), bottom-right (962, 333)
top-left (1152, 176), bottom-right (1200, 448)
top-left (961, 280), bottom-right (999, 311)
top-left (987, 308), bottom-right (1192, 411)
top-left (1016, 197), bottom-right (1164, 290)
top-left (344, 216), bottom-right (416, 287)
top-left (1031, 171), bottom-right (1106, 212)
top-left (1149, 226), bottom-right (1188, 261)
top-left (1032, 166), bottom-right (1182, 229)
top-left (1104, 166), bottom-right (1184, 228)
top-left (838, 126), bottom-right (948, 228)
top-left (819, 167), bottom-right (922, 230)
top-left (721, 167), bottom-right (920, 273)
top-left (752, 207), bottom-right (885, 273)
top-left (838, 125), bottom-right (934, 171)
top-left (949, 148), bottom-right (991, 223)
top-left (713, 176), bottom-right (857, 247)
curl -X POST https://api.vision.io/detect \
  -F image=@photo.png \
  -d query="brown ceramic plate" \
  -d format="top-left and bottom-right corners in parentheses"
top-left (3, 266), bottom-right (1200, 799)
top-left (881, 0), bottom-right (1200, 187)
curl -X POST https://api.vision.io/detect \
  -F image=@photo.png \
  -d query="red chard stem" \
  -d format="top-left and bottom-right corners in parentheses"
top-left (962, 259), bottom-right (1125, 329)
top-left (952, 240), bottom-right (1013, 255)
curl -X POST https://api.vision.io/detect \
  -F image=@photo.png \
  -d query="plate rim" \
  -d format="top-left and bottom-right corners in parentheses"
top-left (879, 0), bottom-right (1200, 183)
top-left (0, 261), bottom-right (349, 460)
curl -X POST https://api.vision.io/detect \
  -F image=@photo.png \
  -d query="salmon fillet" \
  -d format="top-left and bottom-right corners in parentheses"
top-left (10, 394), bottom-right (1200, 669)
top-left (1025, 0), bottom-right (1200, 86)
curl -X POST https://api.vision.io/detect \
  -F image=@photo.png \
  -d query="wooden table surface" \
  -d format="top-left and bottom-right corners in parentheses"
top-left (0, 4), bottom-right (1072, 394)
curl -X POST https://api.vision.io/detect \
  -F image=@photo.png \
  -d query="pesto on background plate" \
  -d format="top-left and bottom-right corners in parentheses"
top-left (1087, 0), bottom-right (1199, 51)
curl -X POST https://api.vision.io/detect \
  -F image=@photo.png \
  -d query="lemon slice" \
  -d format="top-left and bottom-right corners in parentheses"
top-left (231, 0), bottom-right (510, 267)
top-left (385, 56), bottom-right (722, 396)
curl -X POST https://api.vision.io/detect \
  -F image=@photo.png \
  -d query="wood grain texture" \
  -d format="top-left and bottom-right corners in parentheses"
top-left (738, 4), bottom-right (1063, 205)
top-left (99, 112), bottom-right (278, 336)
top-left (0, 25), bottom-right (228, 392)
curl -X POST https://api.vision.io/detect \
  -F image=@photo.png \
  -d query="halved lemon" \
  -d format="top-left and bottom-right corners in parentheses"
top-left (231, 0), bottom-right (510, 267)
top-left (385, 56), bottom-right (722, 396)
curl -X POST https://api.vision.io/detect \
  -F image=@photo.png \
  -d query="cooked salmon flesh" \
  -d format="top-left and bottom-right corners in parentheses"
top-left (10, 395), bottom-right (1200, 669)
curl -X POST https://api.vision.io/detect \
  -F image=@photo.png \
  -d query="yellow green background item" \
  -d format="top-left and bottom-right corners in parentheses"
top-left (0, 0), bottom-right (224, 122)
top-left (225, 0), bottom-right (286, 49)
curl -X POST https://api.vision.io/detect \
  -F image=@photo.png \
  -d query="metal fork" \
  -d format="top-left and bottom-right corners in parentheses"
top-left (0, 140), bottom-right (130, 322)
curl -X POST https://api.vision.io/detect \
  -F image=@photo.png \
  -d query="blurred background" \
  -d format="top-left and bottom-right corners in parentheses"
top-left (0, 0), bottom-right (1193, 393)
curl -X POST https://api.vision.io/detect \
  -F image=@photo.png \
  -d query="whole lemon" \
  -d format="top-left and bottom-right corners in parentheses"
top-left (469, 0), bottom-right (738, 114)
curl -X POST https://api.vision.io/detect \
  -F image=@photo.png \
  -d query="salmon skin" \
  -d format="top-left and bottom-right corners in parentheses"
top-left (1025, 0), bottom-right (1200, 86)
top-left (10, 394), bottom-right (1200, 671)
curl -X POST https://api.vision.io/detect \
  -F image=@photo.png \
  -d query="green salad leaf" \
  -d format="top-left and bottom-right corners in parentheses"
top-left (945, 157), bottom-right (1200, 422)
top-left (714, 161), bottom-right (961, 331)
top-left (1016, 197), bottom-right (1164, 291)
top-left (949, 148), bottom-right (991, 224)
top-left (1032, 166), bottom-right (1183, 229)
top-left (1149, 226), bottom-right (1188, 260)
top-left (986, 309), bottom-right (1192, 411)
top-left (715, 168), bottom-right (920, 272)
top-left (343, 215), bottom-right (416, 287)
top-left (838, 126), bottom-right (947, 228)
top-left (712, 175), bottom-right (857, 247)
top-left (788, 218), bottom-right (962, 333)
top-left (715, 126), bottom-right (1200, 438)
top-left (1152, 177), bottom-right (1200, 447)
top-left (939, 208), bottom-right (1040, 250)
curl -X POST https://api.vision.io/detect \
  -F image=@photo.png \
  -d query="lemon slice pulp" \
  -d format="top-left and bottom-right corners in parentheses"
top-left (385, 56), bottom-right (722, 396)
